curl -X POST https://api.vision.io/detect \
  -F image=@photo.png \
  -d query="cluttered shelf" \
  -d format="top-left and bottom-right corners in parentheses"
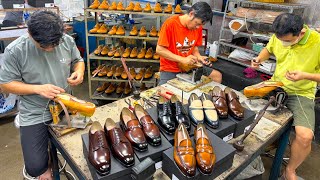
top-left (90, 76), bottom-right (156, 83)
top-left (89, 54), bottom-right (159, 63)
top-left (85, 8), bottom-right (182, 16)
top-left (225, 15), bottom-right (273, 25)
top-left (87, 32), bottom-right (159, 40)
top-left (0, 5), bottom-right (59, 12)
top-left (238, 0), bottom-right (309, 9)
top-left (222, 28), bottom-right (271, 41)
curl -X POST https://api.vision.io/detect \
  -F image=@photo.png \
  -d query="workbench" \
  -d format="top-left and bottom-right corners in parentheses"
top-left (49, 81), bottom-right (293, 180)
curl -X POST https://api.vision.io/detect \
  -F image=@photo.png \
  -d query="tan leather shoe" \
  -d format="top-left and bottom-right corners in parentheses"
top-left (108, 2), bottom-right (117, 10)
top-left (108, 47), bottom-right (117, 57)
top-left (149, 26), bottom-right (157, 37)
top-left (164, 4), bottom-right (172, 13)
top-left (107, 65), bottom-right (117, 77)
top-left (121, 70), bottom-right (128, 79)
top-left (89, 0), bottom-right (100, 9)
top-left (153, 53), bottom-right (160, 60)
top-left (157, 31), bottom-right (160, 37)
top-left (129, 25), bottom-right (138, 36)
top-left (116, 82), bottom-right (125, 94)
top-left (144, 48), bottom-right (153, 59)
top-left (122, 47), bottom-right (131, 58)
top-left (138, 26), bottom-right (147, 37)
top-left (125, 1), bottom-right (134, 11)
top-left (89, 23), bottom-right (101, 34)
top-left (94, 45), bottom-right (103, 55)
top-left (174, 4), bottom-right (182, 14)
top-left (108, 25), bottom-right (117, 35)
top-left (98, 65), bottom-right (110, 77)
top-left (100, 45), bottom-right (110, 56)
top-left (143, 2), bottom-right (152, 12)
top-left (137, 48), bottom-right (146, 59)
top-left (105, 83), bottom-right (116, 94)
top-left (124, 83), bottom-right (132, 95)
top-left (144, 66), bottom-right (153, 79)
top-left (130, 68), bottom-right (136, 79)
top-left (114, 66), bottom-right (124, 77)
top-left (96, 82), bottom-right (110, 92)
top-left (133, 2), bottom-right (142, 12)
top-left (92, 64), bottom-right (105, 75)
top-left (116, 2), bottom-right (125, 11)
top-left (135, 68), bottom-right (146, 80)
top-left (113, 48), bottom-right (121, 58)
top-left (116, 25), bottom-right (125, 35)
top-left (97, 24), bottom-right (108, 34)
top-left (98, 0), bottom-right (109, 10)
top-left (154, 3), bottom-right (162, 13)
top-left (130, 47), bottom-right (138, 58)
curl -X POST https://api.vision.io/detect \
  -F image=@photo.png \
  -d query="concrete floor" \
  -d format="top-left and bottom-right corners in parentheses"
top-left (1, 77), bottom-right (320, 180)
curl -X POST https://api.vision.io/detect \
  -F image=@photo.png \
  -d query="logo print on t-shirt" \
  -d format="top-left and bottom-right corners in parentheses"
top-left (176, 37), bottom-right (196, 54)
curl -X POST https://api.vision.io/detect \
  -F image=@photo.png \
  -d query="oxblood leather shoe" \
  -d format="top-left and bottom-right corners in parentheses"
top-left (129, 26), bottom-right (138, 36)
top-left (107, 47), bottom-right (117, 57)
top-left (149, 26), bottom-right (157, 37)
top-left (88, 121), bottom-right (111, 176)
top-left (89, 0), bottom-right (100, 9)
top-left (144, 66), bottom-right (153, 79)
top-left (188, 93), bottom-right (204, 125)
top-left (130, 47), bottom-right (138, 58)
top-left (164, 4), bottom-right (172, 13)
top-left (108, 2), bottom-right (117, 10)
top-left (143, 2), bottom-right (152, 12)
top-left (200, 93), bottom-right (219, 129)
top-left (108, 25), bottom-right (117, 35)
top-left (194, 123), bottom-right (216, 175)
top-left (210, 86), bottom-right (228, 119)
top-left (94, 45), bottom-right (103, 55)
top-left (107, 65), bottom-right (116, 77)
top-left (116, 82), bottom-right (125, 94)
top-left (137, 48), bottom-right (146, 59)
top-left (125, 1), bottom-right (134, 11)
top-left (153, 53), bottom-right (160, 60)
top-left (116, 25), bottom-right (125, 35)
top-left (138, 26), bottom-right (147, 37)
top-left (100, 45), bottom-right (110, 56)
top-left (120, 107), bottom-right (148, 152)
top-left (133, 2), bottom-right (143, 12)
top-left (89, 23), bottom-right (101, 34)
top-left (170, 95), bottom-right (191, 132)
top-left (114, 66), bottom-right (124, 77)
top-left (144, 48), bottom-right (153, 59)
top-left (98, 65), bottom-right (110, 77)
top-left (174, 4), bottom-right (182, 14)
top-left (135, 68), bottom-right (145, 80)
top-left (157, 96), bottom-right (176, 135)
top-left (174, 123), bottom-right (196, 177)
top-left (124, 82), bottom-right (132, 95)
top-left (105, 83), bottom-right (116, 94)
top-left (122, 47), bottom-right (131, 58)
top-left (96, 82), bottom-right (110, 92)
top-left (104, 118), bottom-right (134, 167)
top-left (92, 64), bottom-right (105, 75)
top-left (154, 3), bottom-right (162, 13)
top-left (224, 87), bottom-right (244, 120)
top-left (134, 104), bottom-right (161, 146)
top-left (117, 2), bottom-right (125, 11)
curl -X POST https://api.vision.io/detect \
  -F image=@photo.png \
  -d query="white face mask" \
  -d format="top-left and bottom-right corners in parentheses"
top-left (281, 35), bottom-right (301, 47)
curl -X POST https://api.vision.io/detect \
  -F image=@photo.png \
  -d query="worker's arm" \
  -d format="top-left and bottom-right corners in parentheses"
top-left (156, 45), bottom-right (197, 65)
top-left (192, 46), bottom-right (211, 65)
top-left (67, 61), bottom-right (85, 86)
top-left (286, 71), bottom-right (320, 83)
top-left (252, 48), bottom-right (271, 69)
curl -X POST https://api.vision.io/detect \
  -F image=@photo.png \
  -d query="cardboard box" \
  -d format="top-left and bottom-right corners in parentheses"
top-left (206, 118), bottom-right (236, 142)
top-left (2, 0), bottom-right (24, 9)
top-left (229, 108), bottom-right (256, 138)
top-left (82, 133), bottom-right (140, 180)
top-left (28, 0), bottom-right (54, 7)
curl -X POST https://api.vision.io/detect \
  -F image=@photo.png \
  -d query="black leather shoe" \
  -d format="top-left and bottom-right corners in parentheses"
top-left (157, 96), bottom-right (176, 135)
top-left (170, 95), bottom-right (191, 132)
top-left (188, 93), bottom-right (204, 125)
top-left (200, 93), bottom-right (219, 129)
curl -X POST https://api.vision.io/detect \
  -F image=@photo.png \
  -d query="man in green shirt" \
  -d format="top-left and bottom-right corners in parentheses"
top-left (0, 11), bottom-right (85, 179)
top-left (252, 13), bottom-right (320, 180)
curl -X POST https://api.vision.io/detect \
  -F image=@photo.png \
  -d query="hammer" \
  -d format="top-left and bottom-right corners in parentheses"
top-left (233, 96), bottom-right (276, 151)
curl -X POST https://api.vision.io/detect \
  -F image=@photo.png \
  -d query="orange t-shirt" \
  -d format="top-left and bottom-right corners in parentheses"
top-left (158, 15), bottom-right (203, 73)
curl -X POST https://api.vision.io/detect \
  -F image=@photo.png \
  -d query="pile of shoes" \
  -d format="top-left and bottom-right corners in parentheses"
top-left (173, 123), bottom-right (216, 177)
top-left (89, 24), bottom-right (125, 35)
top-left (96, 81), bottom-right (147, 95)
top-left (93, 45), bottom-right (126, 57)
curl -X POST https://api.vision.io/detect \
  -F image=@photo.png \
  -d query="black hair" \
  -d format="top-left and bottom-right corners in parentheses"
top-left (187, 2), bottom-right (213, 25)
top-left (27, 11), bottom-right (64, 48)
top-left (272, 13), bottom-right (304, 37)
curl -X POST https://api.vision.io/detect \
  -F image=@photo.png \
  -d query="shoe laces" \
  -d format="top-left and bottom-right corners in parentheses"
top-left (176, 101), bottom-right (183, 115)
top-left (97, 133), bottom-right (105, 148)
top-left (163, 102), bottom-right (172, 115)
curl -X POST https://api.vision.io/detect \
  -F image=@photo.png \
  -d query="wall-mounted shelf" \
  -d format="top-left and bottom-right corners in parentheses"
top-left (89, 54), bottom-right (160, 63)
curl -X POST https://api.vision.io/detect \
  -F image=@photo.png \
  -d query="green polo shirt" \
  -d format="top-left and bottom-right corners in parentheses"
top-left (266, 26), bottom-right (320, 99)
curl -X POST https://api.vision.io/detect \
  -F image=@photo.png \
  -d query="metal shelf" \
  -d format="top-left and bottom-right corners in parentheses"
top-left (239, 0), bottom-right (308, 9)
top-left (89, 54), bottom-right (160, 63)
top-left (90, 76), bottom-right (157, 83)
top-left (85, 8), bottom-right (183, 16)
top-left (225, 15), bottom-right (273, 25)
top-left (88, 33), bottom-right (158, 41)
top-left (0, 6), bottom-right (59, 12)
top-left (222, 28), bottom-right (271, 41)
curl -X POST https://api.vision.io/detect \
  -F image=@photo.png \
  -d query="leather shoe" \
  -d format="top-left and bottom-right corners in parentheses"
top-left (130, 67), bottom-right (136, 79)
top-left (94, 45), bottom-right (103, 55)
top-left (107, 65), bottom-right (116, 77)
top-left (116, 2), bottom-right (125, 11)
top-left (89, 23), bottom-right (101, 34)
top-left (154, 3), bottom-right (162, 13)
top-left (98, 65), bottom-right (110, 77)
top-left (188, 93), bottom-right (204, 125)
top-left (120, 107), bottom-right (148, 152)
top-left (116, 25), bottom-right (125, 35)
top-left (130, 47), bottom-right (138, 58)
top-left (88, 121), bottom-right (111, 175)
top-left (135, 68), bottom-right (145, 80)
top-left (200, 93), bottom-right (219, 129)
top-left (107, 46), bottom-right (117, 57)
top-left (124, 82), bottom-right (132, 95)
top-left (130, 26), bottom-right (138, 36)
top-left (134, 104), bottom-right (161, 146)
top-left (157, 96), bottom-right (175, 135)
top-left (210, 86), bottom-right (228, 119)
top-left (144, 47), bottom-right (153, 59)
top-left (108, 2), bottom-right (117, 10)
top-left (137, 48), bottom-right (146, 59)
top-left (105, 83), bottom-right (116, 94)
top-left (89, 0), bottom-right (100, 9)
top-left (174, 123), bottom-right (196, 177)
top-left (108, 25), bottom-right (117, 35)
top-left (224, 87), bottom-right (244, 120)
top-left (143, 2), bottom-right (152, 12)
top-left (92, 64), bottom-right (105, 75)
top-left (170, 95), bottom-right (191, 132)
top-left (125, 2), bottom-right (134, 11)
top-left (144, 66), bottom-right (153, 79)
top-left (114, 66), bottom-right (124, 77)
top-left (149, 27), bottom-right (158, 37)
top-left (100, 45), bottom-right (110, 56)
top-left (133, 2), bottom-right (143, 12)
top-left (116, 82), bottom-right (125, 94)
top-left (98, 0), bottom-right (109, 10)
top-left (174, 4), bottom-right (182, 14)
top-left (138, 26), bottom-right (147, 37)
top-left (104, 118), bottom-right (134, 167)
top-left (122, 47), bottom-right (131, 58)
top-left (96, 82), bottom-right (110, 92)
top-left (164, 4), bottom-right (172, 13)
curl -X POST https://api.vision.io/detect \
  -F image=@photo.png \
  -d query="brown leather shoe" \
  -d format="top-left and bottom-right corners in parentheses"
top-left (116, 82), bottom-right (125, 94)
top-left (130, 68), bottom-right (136, 79)
top-left (104, 118), bottom-right (134, 167)
top-left (154, 3), bottom-right (162, 13)
top-left (149, 26), bottom-right (157, 37)
top-left (107, 65), bottom-right (117, 77)
top-left (125, 1), bottom-right (134, 11)
top-left (122, 47), bottom-right (131, 58)
top-left (120, 107), bottom-right (148, 151)
top-left (96, 82), bottom-right (110, 92)
top-left (107, 47), bottom-right (117, 57)
top-left (209, 86), bottom-right (228, 119)
top-left (174, 123), bottom-right (196, 177)
top-left (174, 4), bottom-right (182, 14)
top-left (164, 4), bottom-right (172, 13)
top-left (108, 2), bottom-right (117, 10)
top-left (124, 82), bottom-right (132, 95)
top-left (153, 53), bottom-right (160, 60)
top-left (116, 2), bottom-right (125, 11)
top-left (138, 26), bottom-right (147, 37)
top-left (140, 83), bottom-right (146, 91)
top-left (135, 68), bottom-right (146, 80)
top-left (114, 65), bottom-right (124, 77)
top-left (105, 83), bottom-right (116, 94)
top-left (121, 71), bottom-right (128, 80)
top-left (113, 48), bottom-right (121, 58)
top-left (129, 25), bottom-right (138, 36)
top-left (137, 48), bottom-right (146, 59)
top-left (88, 121), bottom-right (111, 175)
top-left (98, 0), bottom-right (109, 10)
top-left (133, 2), bottom-right (143, 12)
top-left (97, 24), bottom-right (108, 34)
top-left (98, 65), bottom-right (110, 77)
top-left (92, 64), bottom-right (105, 75)
top-left (143, 2), bottom-right (152, 12)
top-left (224, 87), bottom-right (244, 120)
top-left (100, 45), bottom-right (110, 56)
top-left (94, 45), bottom-right (103, 55)
top-left (130, 47), bottom-right (138, 58)
top-left (89, 0), bottom-right (100, 9)
top-left (134, 104), bottom-right (161, 146)
top-left (144, 48), bottom-right (153, 59)
top-left (144, 66), bottom-right (153, 79)
top-left (108, 25), bottom-right (117, 35)
top-left (194, 123), bottom-right (216, 175)
top-left (116, 25), bottom-right (125, 35)
top-left (89, 23), bottom-right (101, 34)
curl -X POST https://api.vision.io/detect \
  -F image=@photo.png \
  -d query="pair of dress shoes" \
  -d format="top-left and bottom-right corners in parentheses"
top-left (188, 93), bottom-right (219, 128)
top-left (135, 67), bottom-right (153, 80)
top-left (209, 86), bottom-right (244, 120)
top-left (174, 123), bottom-right (216, 177)
top-left (88, 120), bottom-right (135, 175)
top-left (96, 82), bottom-right (132, 95)
top-left (157, 95), bottom-right (191, 135)
top-left (120, 105), bottom-right (161, 151)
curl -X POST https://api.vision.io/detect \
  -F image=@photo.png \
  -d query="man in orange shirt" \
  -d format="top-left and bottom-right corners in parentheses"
top-left (156, 2), bottom-right (222, 85)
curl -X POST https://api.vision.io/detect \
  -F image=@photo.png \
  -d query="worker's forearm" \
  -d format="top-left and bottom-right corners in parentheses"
top-left (156, 45), bottom-right (183, 63)
top-left (257, 48), bottom-right (271, 62)
top-left (73, 61), bottom-right (85, 74)
top-left (303, 73), bottom-right (320, 83)
top-left (192, 47), bottom-right (201, 59)
top-left (0, 81), bottom-right (39, 95)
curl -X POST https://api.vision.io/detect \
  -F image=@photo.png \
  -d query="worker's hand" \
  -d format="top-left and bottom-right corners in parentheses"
top-left (285, 70), bottom-right (306, 82)
top-left (183, 55), bottom-right (197, 65)
top-left (197, 56), bottom-right (213, 67)
top-left (35, 84), bottom-right (65, 99)
top-left (251, 57), bottom-right (261, 69)
top-left (67, 71), bottom-right (84, 86)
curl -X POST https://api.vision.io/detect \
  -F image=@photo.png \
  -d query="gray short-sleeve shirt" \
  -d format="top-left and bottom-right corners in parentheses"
top-left (0, 34), bottom-right (84, 126)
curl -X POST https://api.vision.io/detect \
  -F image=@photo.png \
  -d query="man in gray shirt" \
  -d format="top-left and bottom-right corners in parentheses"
top-left (0, 11), bottom-right (85, 179)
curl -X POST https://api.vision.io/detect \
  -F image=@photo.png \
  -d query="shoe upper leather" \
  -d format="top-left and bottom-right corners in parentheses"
top-left (210, 86), bottom-right (228, 118)
top-left (225, 87), bottom-right (244, 120)
top-left (157, 96), bottom-right (176, 134)
top-left (188, 93), bottom-right (204, 125)
top-left (170, 95), bottom-right (191, 131)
